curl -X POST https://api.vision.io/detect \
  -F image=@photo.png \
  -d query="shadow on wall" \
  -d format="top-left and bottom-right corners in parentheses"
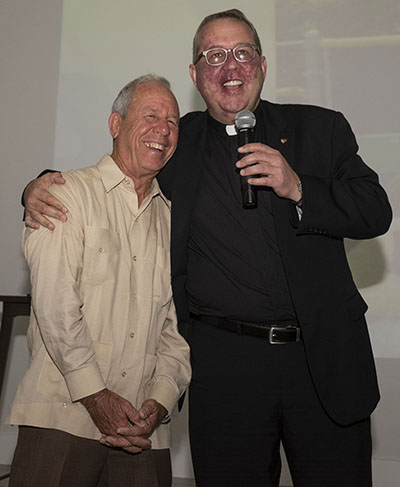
top-left (345, 238), bottom-right (389, 289)
top-left (170, 397), bottom-right (194, 479)
top-left (189, 88), bottom-right (206, 114)
top-left (371, 357), bottom-right (400, 460)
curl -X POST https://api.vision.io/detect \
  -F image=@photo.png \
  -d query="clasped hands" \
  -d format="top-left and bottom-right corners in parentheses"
top-left (80, 388), bottom-right (167, 454)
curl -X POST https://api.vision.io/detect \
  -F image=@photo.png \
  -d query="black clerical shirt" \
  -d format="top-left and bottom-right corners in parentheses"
top-left (186, 107), bottom-right (296, 322)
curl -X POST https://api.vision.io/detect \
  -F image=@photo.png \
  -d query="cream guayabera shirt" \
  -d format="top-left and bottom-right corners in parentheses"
top-left (7, 155), bottom-right (191, 449)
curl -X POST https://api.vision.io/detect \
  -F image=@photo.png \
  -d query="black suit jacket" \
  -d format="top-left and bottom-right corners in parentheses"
top-left (158, 100), bottom-right (392, 426)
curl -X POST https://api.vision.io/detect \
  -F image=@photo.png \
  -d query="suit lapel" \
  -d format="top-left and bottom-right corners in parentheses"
top-left (261, 101), bottom-right (295, 170)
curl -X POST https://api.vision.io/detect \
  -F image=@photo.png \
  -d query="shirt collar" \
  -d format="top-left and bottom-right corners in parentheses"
top-left (207, 103), bottom-right (263, 137)
top-left (97, 154), bottom-right (126, 192)
top-left (97, 154), bottom-right (171, 208)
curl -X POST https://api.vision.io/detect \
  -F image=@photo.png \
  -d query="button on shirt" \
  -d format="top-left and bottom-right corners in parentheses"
top-left (7, 155), bottom-right (191, 448)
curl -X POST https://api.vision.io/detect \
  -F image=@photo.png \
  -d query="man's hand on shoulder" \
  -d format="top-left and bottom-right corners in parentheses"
top-left (24, 172), bottom-right (68, 230)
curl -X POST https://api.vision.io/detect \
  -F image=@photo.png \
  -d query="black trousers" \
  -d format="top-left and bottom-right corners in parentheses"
top-left (188, 319), bottom-right (372, 487)
top-left (9, 426), bottom-right (172, 487)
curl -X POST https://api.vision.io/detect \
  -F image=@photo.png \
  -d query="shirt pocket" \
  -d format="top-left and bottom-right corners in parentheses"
top-left (36, 341), bottom-right (113, 401)
top-left (81, 226), bottom-right (122, 284)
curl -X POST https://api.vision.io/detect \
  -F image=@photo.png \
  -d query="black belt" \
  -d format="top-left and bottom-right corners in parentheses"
top-left (190, 313), bottom-right (301, 344)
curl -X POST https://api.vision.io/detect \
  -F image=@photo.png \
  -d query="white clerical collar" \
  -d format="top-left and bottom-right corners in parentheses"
top-left (225, 124), bottom-right (237, 136)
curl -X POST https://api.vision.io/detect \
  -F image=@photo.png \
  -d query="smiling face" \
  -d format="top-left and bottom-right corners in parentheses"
top-left (189, 18), bottom-right (266, 124)
top-left (109, 81), bottom-right (179, 183)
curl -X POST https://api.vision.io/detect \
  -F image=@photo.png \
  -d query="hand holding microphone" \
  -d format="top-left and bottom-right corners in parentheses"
top-left (234, 110), bottom-right (257, 209)
top-left (235, 111), bottom-right (302, 205)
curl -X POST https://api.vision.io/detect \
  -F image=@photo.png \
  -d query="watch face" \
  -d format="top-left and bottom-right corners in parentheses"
top-left (297, 180), bottom-right (302, 193)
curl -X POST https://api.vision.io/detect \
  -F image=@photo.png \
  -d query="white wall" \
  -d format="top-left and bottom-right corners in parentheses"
top-left (1, 1), bottom-right (399, 485)
top-left (0, 0), bottom-right (62, 294)
top-left (0, 0), bottom-right (63, 464)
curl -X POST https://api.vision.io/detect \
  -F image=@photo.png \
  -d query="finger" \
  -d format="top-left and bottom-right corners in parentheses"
top-left (100, 434), bottom-right (151, 449)
top-left (126, 436), bottom-right (152, 449)
top-left (117, 425), bottom-right (149, 437)
top-left (40, 171), bottom-right (65, 186)
top-left (138, 399), bottom-right (162, 420)
top-left (28, 193), bottom-right (68, 216)
top-left (123, 436), bottom-right (152, 453)
top-left (24, 214), bottom-right (41, 230)
top-left (26, 210), bottom-right (56, 231)
top-left (138, 406), bottom-right (153, 420)
top-left (238, 142), bottom-right (275, 154)
top-left (42, 193), bottom-right (68, 214)
top-left (99, 435), bottom-right (131, 448)
top-left (126, 409), bottom-right (146, 428)
top-left (248, 176), bottom-right (274, 187)
top-left (236, 153), bottom-right (275, 170)
top-left (28, 202), bottom-right (68, 223)
top-left (239, 164), bottom-right (262, 177)
top-left (51, 173), bottom-right (66, 185)
top-left (123, 446), bottom-right (144, 454)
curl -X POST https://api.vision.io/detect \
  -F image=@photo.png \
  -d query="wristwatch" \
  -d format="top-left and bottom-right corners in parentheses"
top-left (161, 413), bottom-right (171, 424)
top-left (291, 178), bottom-right (303, 206)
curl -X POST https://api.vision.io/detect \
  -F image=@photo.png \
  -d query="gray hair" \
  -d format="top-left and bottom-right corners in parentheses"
top-left (192, 9), bottom-right (262, 64)
top-left (111, 74), bottom-right (171, 118)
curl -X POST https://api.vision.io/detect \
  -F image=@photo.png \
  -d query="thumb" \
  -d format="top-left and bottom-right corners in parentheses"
top-left (138, 400), bottom-right (156, 419)
top-left (126, 407), bottom-right (147, 428)
top-left (52, 172), bottom-right (66, 185)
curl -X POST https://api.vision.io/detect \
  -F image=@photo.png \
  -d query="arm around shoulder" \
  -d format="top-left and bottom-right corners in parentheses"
top-left (23, 170), bottom-right (68, 230)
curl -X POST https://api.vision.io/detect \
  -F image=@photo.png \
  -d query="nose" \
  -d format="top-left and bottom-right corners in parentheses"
top-left (225, 49), bottom-right (239, 68)
top-left (154, 118), bottom-right (170, 136)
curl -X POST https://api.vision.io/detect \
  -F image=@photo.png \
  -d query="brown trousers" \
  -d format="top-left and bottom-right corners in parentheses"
top-left (9, 426), bottom-right (172, 487)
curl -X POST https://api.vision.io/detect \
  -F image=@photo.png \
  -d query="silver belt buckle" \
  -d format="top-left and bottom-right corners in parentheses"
top-left (269, 326), bottom-right (300, 344)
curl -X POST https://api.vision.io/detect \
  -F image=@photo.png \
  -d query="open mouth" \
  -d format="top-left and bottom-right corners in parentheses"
top-left (144, 142), bottom-right (165, 152)
top-left (223, 80), bottom-right (243, 88)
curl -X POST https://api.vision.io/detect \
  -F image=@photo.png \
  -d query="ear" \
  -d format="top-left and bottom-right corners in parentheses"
top-left (108, 112), bottom-right (121, 139)
top-left (261, 56), bottom-right (267, 79)
top-left (189, 64), bottom-right (198, 89)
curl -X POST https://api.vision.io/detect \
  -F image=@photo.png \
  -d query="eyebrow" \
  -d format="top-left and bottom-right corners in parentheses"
top-left (143, 107), bottom-right (179, 120)
top-left (202, 42), bottom-right (253, 50)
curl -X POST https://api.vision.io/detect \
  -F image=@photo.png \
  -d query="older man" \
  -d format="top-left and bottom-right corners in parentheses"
top-left (8, 75), bottom-right (191, 487)
top-left (22, 9), bottom-right (391, 487)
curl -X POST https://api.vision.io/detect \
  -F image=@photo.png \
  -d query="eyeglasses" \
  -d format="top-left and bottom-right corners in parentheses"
top-left (195, 44), bottom-right (260, 66)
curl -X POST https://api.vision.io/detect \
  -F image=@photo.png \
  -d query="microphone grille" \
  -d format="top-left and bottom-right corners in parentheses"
top-left (234, 110), bottom-right (256, 130)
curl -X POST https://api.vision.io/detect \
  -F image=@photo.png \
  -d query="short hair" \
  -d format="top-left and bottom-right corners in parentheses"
top-left (111, 74), bottom-right (171, 118)
top-left (192, 9), bottom-right (262, 64)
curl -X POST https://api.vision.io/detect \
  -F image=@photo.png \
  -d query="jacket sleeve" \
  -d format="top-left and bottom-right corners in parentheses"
top-left (296, 111), bottom-right (392, 239)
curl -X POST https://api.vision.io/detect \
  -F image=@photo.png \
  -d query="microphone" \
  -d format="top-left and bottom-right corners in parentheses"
top-left (234, 110), bottom-right (257, 209)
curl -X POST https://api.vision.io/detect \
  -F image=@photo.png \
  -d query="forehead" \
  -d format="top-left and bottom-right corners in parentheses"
top-left (197, 18), bottom-right (255, 50)
top-left (130, 82), bottom-right (179, 116)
